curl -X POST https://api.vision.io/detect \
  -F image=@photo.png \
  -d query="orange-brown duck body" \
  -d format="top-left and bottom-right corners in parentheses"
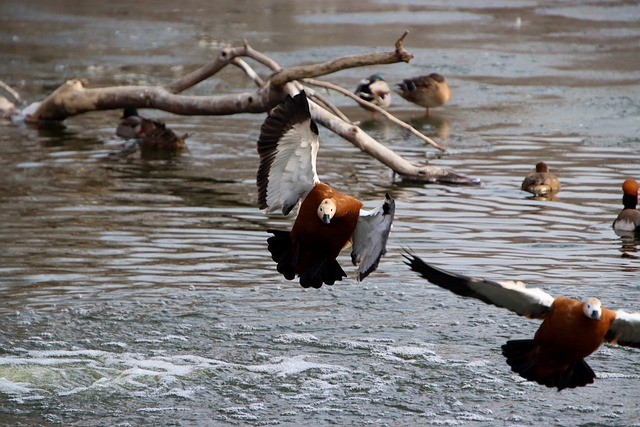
top-left (613, 178), bottom-right (640, 233)
top-left (258, 92), bottom-right (395, 288)
top-left (517, 296), bottom-right (616, 386)
top-left (404, 252), bottom-right (640, 390)
top-left (290, 182), bottom-right (362, 276)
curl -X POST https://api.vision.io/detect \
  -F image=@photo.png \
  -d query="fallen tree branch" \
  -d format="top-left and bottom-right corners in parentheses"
top-left (295, 84), bottom-right (353, 124)
top-left (26, 78), bottom-right (280, 122)
top-left (270, 31), bottom-right (413, 88)
top-left (231, 58), bottom-right (265, 87)
top-left (20, 32), bottom-right (479, 184)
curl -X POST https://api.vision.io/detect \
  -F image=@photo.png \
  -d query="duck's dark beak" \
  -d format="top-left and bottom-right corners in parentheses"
top-left (590, 310), bottom-right (601, 320)
top-left (322, 214), bottom-right (331, 224)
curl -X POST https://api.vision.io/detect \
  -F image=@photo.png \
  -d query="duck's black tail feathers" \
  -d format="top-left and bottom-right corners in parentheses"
top-left (299, 258), bottom-right (346, 289)
top-left (267, 230), bottom-right (346, 288)
top-left (501, 339), bottom-right (595, 391)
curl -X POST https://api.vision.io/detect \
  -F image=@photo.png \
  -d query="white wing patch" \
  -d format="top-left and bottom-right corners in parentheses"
top-left (607, 310), bottom-right (640, 348)
top-left (263, 121), bottom-right (319, 214)
top-left (257, 91), bottom-right (322, 215)
top-left (462, 278), bottom-right (555, 319)
top-left (498, 280), bottom-right (556, 308)
top-left (351, 194), bottom-right (395, 281)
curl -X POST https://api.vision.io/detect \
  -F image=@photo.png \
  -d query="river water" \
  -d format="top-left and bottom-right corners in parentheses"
top-left (1, 1), bottom-right (639, 426)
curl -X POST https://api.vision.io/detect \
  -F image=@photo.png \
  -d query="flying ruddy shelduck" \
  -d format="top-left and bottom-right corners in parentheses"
top-left (256, 91), bottom-right (395, 289)
top-left (404, 251), bottom-right (640, 390)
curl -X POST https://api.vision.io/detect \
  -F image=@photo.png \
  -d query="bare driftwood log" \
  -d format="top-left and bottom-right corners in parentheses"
top-left (24, 32), bottom-right (480, 185)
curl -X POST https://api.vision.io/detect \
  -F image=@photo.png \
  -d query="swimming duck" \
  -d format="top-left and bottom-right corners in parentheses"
top-left (116, 108), bottom-right (187, 151)
top-left (354, 74), bottom-right (391, 119)
top-left (521, 161), bottom-right (560, 196)
top-left (613, 179), bottom-right (640, 232)
top-left (404, 251), bottom-right (640, 390)
top-left (116, 108), bottom-right (157, 139)
top-left (256, 91), bottom-right (395, 289)
top-left (137, 118), bottom-right (187, 151)
top-left (396, 73), bottom-right (451, 116)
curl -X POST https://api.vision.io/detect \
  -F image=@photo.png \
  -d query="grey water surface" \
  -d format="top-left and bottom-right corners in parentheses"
top-left (1, 0), bottom-right (640, 425)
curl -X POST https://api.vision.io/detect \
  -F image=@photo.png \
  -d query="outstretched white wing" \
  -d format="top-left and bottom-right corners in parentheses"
top-left (351, 194), bottom-right (395, 281)
top-left (606, 310), bottom-right (640, 348)
top-left (257, 91), bottom-right (320, 215)
top-left (404, 252), bottom-right (555, 319)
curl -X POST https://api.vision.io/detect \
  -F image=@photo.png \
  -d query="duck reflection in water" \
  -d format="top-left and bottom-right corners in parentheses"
top-left (408, 114), bottom-right (450, 139)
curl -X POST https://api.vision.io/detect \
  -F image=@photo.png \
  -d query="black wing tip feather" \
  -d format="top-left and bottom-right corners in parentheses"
top-left (403, 250), bottom-right (517, 310)
top-left (357, 260), bottom-right (380, 282)
top-left (402, 249), bottom-right (475, 295)
top-left (266, 229), bottom-right (296, 281)
top-left (383, 193), bottom-right (395, 216)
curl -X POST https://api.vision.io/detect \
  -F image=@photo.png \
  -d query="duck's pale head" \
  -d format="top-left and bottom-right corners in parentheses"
top-left (317, 199), bottom-right (336, 224)
top-left (583, 297), bottom-right (602, 321)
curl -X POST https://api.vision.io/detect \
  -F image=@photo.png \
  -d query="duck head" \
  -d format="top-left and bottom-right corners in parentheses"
top-left (583, 297), bottom-right (602, 320)
top-left (317, 199), bottom-right (336, 224)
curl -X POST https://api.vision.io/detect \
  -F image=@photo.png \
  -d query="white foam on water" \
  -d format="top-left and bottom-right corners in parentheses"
top-left (136, 407), bottom-right (190, 413)
top-left (388, 345), bottom-right (437, 358)
top-left (273, 333), bottom-right (319, 344)
top-left (0, 377), bottom-right (34, 394)
top-left (0, 348), bottom-right (232, 401)
top-left (244, 354), bottom-right (348, 376)
top-left (301, 378), bottom-right (338, 391)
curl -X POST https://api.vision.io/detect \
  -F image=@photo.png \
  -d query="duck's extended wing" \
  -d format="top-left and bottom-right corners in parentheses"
top-left (257, 91), bottom-right (320, 215)
top-left (403, 252), bottom-right (554, 319)
top-left (605, 310), bottom-right (640, 348)
top-left (351, 194), bottom-right (395, 281)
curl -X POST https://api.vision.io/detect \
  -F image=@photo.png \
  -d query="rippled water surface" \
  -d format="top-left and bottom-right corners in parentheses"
top-left (1, 1), bottom-right (640, 426)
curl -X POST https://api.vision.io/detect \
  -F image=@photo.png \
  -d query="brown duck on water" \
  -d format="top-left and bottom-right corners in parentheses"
top-left (116, 108), bottom-right (187, 151)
